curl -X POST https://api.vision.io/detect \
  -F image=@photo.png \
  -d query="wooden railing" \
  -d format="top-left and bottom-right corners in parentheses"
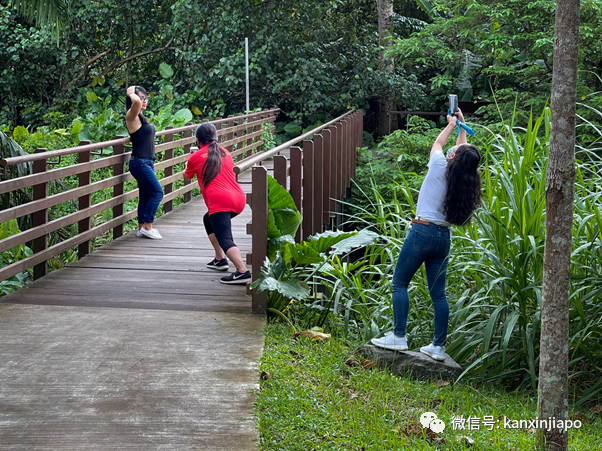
top-left (239, 109), bottom-right (363, 313)
top-left (0, 108), bottom-right (279, 283)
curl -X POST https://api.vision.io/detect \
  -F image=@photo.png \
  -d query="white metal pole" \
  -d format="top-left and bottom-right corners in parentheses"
top-left (245, 37), bottom-right (250, 112)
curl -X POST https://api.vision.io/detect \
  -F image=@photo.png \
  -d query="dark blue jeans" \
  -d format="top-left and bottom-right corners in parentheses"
top-left (392, 222), bottom-right (451, 346)
top-left (128, 156), bottom-right (164, 224)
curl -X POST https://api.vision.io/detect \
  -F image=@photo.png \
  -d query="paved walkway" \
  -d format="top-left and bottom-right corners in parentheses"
top-left (0, 187), bottom-right (264, 450)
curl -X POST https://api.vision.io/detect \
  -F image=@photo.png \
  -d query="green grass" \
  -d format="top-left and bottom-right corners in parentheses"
top-left (255, 323), bottom-right (602, 451)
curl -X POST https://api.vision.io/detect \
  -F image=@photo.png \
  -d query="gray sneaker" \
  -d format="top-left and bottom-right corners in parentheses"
top-left (420, 343), bottom-right (446, 361)
top-left (139, 228), bottom-right (162, 240)
top-left (371, 332), bottom-right (408, 351)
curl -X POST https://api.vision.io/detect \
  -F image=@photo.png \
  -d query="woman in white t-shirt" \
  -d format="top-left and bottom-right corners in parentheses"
top-left (372, 110), bottom-right (482, 361)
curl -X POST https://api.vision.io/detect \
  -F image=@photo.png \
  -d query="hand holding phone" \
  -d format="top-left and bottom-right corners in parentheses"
top-left (449, 94), bottom-right (459, 116)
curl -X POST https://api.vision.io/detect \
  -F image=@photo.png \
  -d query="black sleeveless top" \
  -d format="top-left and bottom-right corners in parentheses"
top-left (130, 123), bottom-right (156, 160)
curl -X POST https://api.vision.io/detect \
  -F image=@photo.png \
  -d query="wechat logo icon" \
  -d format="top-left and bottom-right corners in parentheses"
top-left (420, 411), bottom-right (446, 433)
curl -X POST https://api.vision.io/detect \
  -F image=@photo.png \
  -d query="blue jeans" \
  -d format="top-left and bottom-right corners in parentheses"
top-left (128, 157), bottom-right (164, 224)
top-left (392, 222), bottom-right (451, 346)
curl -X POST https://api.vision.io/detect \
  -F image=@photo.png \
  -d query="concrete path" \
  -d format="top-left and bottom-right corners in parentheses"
top-left (0, 195), bottom-right (264, 450)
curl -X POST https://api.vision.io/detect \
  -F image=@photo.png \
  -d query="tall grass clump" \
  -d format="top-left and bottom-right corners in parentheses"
top-left (313, 107), bottom-right (602, 405)
top-left (446, 108), bottom-right (602, 405)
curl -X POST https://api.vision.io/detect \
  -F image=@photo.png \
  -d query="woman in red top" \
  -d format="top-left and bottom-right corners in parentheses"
top-left (184, 122), bottom-right (250, 285)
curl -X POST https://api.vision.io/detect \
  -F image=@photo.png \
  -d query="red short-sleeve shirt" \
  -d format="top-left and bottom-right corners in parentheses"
top-left (185, 144), bottom-right (246, 215)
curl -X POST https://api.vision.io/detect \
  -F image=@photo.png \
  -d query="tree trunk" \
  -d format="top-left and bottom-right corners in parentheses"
top-left (126, 25), bottom-right (134, 88)
top-left (537, 1), bottom-right (580, 451)
top-left (377, 0), bottom-right (396, 137)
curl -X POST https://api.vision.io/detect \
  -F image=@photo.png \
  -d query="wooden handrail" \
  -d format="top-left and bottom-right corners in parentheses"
top-left (0, 153), bottom-right (130, 195)
top-left (0, 182), bottom-right (197, 282)
top-left (234, 109), bottom-right (355, 174)
top-left (0, 108), bottom-right (280, 168)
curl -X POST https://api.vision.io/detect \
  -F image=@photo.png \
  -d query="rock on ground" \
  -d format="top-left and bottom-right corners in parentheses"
top-left (360, 345), bottom-right (463, 381)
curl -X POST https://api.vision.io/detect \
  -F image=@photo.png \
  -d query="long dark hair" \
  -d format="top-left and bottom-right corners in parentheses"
top-left (443, 144), bottom-right (482, 226)
top-left (125, 86), bottom-right (149, 126)
top-left (195, 122), bottom-right (225, 188)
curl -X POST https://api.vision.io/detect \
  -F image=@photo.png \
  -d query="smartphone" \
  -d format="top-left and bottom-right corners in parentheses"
top-left (449, 94), bottom-right (459, 115)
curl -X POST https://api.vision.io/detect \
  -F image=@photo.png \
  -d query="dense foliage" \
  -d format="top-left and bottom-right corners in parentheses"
top-left (0, 0), bottom-right (432, 136)
top-left (388, 0), bottom-right (602, 133)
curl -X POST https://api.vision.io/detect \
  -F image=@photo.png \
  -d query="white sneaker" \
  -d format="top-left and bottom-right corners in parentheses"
top-left (136, 229), bottom-right (143, 237)
top-left (139, 228), bottom-right (162, 240)
top-left (420, 343), bottom-right (446, 361)
top-left (371, 332), bottom-right (408, 351)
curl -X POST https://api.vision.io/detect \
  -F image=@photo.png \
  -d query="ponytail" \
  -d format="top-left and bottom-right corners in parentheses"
top-left (195, 123), bottom-right (225, 188)
top-left (202, 141), bottom-right (226, 188)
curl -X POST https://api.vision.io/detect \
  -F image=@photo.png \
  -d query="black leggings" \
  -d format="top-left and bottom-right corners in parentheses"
top-left (203, 212), bottom-right (238, 254)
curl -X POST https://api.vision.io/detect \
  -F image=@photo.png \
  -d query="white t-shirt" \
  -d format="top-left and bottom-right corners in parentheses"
top-left (415, 150), bottom-right (450, 227)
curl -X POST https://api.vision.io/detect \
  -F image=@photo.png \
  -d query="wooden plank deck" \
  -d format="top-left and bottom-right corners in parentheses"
top-left (0, 159), bottom-right (280, 451)
top-left (1, 158), bottom-right (271, 312)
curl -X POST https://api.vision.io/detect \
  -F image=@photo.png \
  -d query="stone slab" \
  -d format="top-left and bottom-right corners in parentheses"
top-left (360, 344), bottom-right (463, 381)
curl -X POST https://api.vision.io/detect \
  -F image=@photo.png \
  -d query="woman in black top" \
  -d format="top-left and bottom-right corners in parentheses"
top-left (126, 86), bottom-right (164, 239)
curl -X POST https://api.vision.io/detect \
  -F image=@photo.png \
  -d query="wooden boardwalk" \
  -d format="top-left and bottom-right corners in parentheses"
top-left (0, 168), bottom-right (267, 450)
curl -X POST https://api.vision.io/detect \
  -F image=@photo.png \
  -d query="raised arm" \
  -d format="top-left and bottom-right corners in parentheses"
top-left (430, 114), bottom-right (458, 157)
top-left (455, 108), bottom-right (467, 147)
top-left (126, 86), bottom-right (142, 124)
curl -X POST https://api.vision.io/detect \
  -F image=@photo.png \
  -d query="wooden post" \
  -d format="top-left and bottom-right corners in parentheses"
top-left (342, 119), bottom-right (350, 193)
top-left (342, 119), bottom-right (349, 195)
top-left (251, 165), bottom-right (268, 314)
top-left (335, 123), bottom-right (344, 228)
top-left (183, 124), bottom-right (193, 204)
top-left (250, 113), bottom-right (258, 158)
top-left (302, 140), bottom-right (314, 241)
top-left (340, 119), bottom-right (346, 196)
top-left (113, 136), bottom-right (125, 239)
top-left (274, 155), bottom-right (287, 189)
top-left (350, 113), bottom-right (356, 179)
top-left (163, 126), bottom-right (174, 212)
top-left (290, 146), bottom-right (302, 243)
top-left (226, 115), bottom-right (234, 153)
top-left (242, 116), bottom-right (250, 160)
top-left (32, 148), bottom-right (48, 280)
top-left (353, 110), bottom-right (356, 178)
top-left (335, 124), bottom-right (343, 201)
top-left (78, 141), bottom-right (92, 259)
top-left (328, 125), bottom-right (338, 215)
top-left (313, 134), bottom-right (323, 234)
top-left (321, 129), bottom-right (331, 225)
top-left (347, 117), bottom-right (353, 190)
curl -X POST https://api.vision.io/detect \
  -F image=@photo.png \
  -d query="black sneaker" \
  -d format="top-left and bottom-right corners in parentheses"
top-left (220, 270), bottom-right (252, 285)
top-left (207, 258), bottom-right (229, 271)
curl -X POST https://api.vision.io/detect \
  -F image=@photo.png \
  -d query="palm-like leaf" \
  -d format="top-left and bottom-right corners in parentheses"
top-left (12, 0), bottom-right (69, 41)
top-left (0, 131), bottom-right (31, 177)
top-left (414, 0), bottom-right (434, 17)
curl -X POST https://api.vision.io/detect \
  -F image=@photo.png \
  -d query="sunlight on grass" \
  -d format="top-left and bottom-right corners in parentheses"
top-left (255, 324), bottom-right (602, 451)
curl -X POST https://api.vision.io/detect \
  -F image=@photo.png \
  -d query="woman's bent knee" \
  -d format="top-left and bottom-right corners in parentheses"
top-left (222, 243), bottom-right (237, 254)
